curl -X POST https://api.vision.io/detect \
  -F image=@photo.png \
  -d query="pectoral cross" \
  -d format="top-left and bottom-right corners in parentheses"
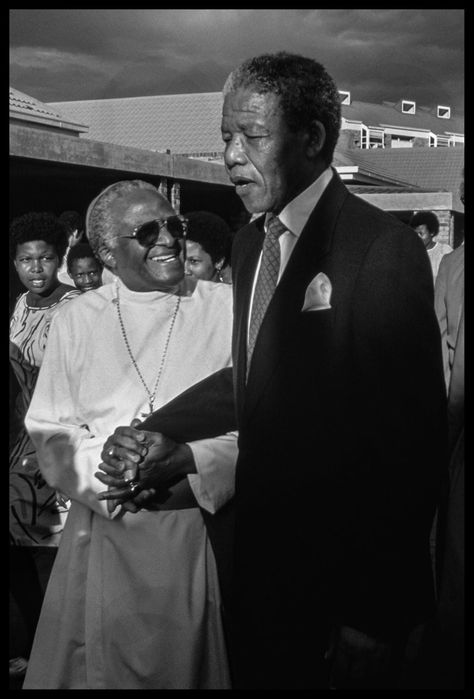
top-left (140, 401), bottom-right (154, 419)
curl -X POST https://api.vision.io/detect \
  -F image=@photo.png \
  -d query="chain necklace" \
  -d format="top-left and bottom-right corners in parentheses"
top-left (115, 282), bottom-right (181, 417)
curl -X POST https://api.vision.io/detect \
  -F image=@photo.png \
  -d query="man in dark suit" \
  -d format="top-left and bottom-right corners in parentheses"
top-left (221, 52), bottom-right (448, 689)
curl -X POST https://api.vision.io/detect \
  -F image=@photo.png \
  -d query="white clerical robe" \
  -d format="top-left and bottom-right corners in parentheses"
top-left (23, 279), bottom-right (236, 689)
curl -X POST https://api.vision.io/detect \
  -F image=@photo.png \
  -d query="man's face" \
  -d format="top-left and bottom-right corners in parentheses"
top-left (108, 190), bottom-right (183, 292)
top-left (221, 88), bottom-right (312, 214)
top-left (69, 257), bottom-right (103, 292)
top-left (414, 224), bottom-right (433, 249)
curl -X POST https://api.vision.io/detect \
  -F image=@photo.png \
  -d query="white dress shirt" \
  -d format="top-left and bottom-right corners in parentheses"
top-left (248, 167), bottom-right (333, 337)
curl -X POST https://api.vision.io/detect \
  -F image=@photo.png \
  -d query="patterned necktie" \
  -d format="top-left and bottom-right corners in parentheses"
top-left (247, 214), bottom-right (286, 374)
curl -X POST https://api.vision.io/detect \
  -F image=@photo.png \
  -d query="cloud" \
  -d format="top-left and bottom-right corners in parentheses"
top-left (10, 45), bottom-right (122, 102)
top-left (9, 9), bottom-right (464, 112)
top-left (10, 46), bottom-right (114, 74)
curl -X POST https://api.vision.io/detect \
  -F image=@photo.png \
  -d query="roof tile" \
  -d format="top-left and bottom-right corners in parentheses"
top-left (11, 87), bottom-right (65, 121)
top-left (10, 86), bottom-right (88, 132)
top-left (49, 92), bottom-right (224, 154)
top-left (339, 146), bottom-right (464, 211)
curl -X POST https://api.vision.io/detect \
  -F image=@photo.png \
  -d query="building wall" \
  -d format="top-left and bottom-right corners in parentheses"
top-left (435, 210), bottom-right (453, 246)
top-left (413, 137), bottom-right (428, 148)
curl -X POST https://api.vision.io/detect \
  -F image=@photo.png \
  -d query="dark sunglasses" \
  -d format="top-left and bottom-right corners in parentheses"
top-left (115, 215), bottom-right (188, 258)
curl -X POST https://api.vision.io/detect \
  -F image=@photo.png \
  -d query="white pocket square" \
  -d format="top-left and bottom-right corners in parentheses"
top-left (301, 272), bottom-right (332, 311)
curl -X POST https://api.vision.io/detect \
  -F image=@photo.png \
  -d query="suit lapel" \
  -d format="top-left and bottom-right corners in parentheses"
top-left (244, 172), bottom-right (349, 420)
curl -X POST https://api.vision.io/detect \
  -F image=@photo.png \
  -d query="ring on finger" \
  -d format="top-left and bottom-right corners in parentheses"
top-left (108, 447), bottom-right (114, 458)
top-left (128, 481), bottom-right (140, 495)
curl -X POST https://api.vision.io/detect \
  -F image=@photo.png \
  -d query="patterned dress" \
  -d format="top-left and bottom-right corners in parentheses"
top-left (9, 288), bottom-right (80, 547)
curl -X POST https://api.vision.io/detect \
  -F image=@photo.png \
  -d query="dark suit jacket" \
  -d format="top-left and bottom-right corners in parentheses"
top-left (230, 170), bottom-right (448, 688)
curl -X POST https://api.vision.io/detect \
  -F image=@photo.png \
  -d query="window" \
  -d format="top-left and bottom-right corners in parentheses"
top-left (437, 105), bottom-right (451, 119)
top-left (358, 124), bottom-right (369, 149)
top-left (391, 134), bottom-right (414, 148)
top-left (436, 135), bottom-right (450, 147)
top-left (368, 128), bottom-right (385, 148)
top-left (401, 100), bottom-right (416, 114)
top-left (339, 90), bottom-right (351, 106)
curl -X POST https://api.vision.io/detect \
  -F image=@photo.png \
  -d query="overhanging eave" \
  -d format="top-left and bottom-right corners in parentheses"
top-left (9, 123), bottom-right (231, 187)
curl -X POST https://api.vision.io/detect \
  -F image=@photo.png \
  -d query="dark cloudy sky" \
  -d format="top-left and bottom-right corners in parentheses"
top-left (10, 9), bottom-right (464, 113)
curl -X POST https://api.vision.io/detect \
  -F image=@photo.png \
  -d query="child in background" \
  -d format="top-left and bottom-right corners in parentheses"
top-left (67, 242), bottom-right (103, 292)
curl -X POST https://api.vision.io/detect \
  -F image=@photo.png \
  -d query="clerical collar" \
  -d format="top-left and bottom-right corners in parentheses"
top-left (115, 275), bottom-right (197, 303)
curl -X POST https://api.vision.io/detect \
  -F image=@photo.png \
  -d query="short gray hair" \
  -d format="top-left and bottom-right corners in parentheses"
top-left (86, 180), bottom-right (171, 264)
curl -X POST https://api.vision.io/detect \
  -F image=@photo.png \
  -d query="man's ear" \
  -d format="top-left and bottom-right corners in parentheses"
top-left (98, 246), bottom-right (117, 271)
top-left (306, 120), bottom-right (326, 159)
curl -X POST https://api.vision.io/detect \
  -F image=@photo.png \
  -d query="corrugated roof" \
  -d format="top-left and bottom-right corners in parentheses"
top-left (49, 92), bottom-right (224, 154)
top-left (10, 87), bottom-right (88, 133)
top-left (338, 146), bottom-right (464, 211)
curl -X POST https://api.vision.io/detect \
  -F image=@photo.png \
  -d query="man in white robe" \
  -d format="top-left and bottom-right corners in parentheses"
top-left (23, 180), bottom-right (236, 689)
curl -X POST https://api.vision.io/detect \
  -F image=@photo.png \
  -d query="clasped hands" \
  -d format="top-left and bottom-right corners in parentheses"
top-left (95, 420), bottom-right (192, 513)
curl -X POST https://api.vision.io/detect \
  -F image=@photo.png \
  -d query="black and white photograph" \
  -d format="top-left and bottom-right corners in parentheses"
top-left (10, 9), bottom-right (464, 690)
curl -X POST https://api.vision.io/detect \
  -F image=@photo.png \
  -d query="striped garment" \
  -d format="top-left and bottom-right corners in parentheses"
top-left (10, 288), bottom-right (80, 546)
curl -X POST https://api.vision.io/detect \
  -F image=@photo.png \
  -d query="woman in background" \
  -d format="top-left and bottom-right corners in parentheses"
top-left (184, 210), bottom-right (232, 283)
top-left (9, 212), bottom-right (80, 682)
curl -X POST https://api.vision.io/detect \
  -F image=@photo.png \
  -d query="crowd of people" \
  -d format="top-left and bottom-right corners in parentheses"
top-left (9, 51), bottom-right (463, 690)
